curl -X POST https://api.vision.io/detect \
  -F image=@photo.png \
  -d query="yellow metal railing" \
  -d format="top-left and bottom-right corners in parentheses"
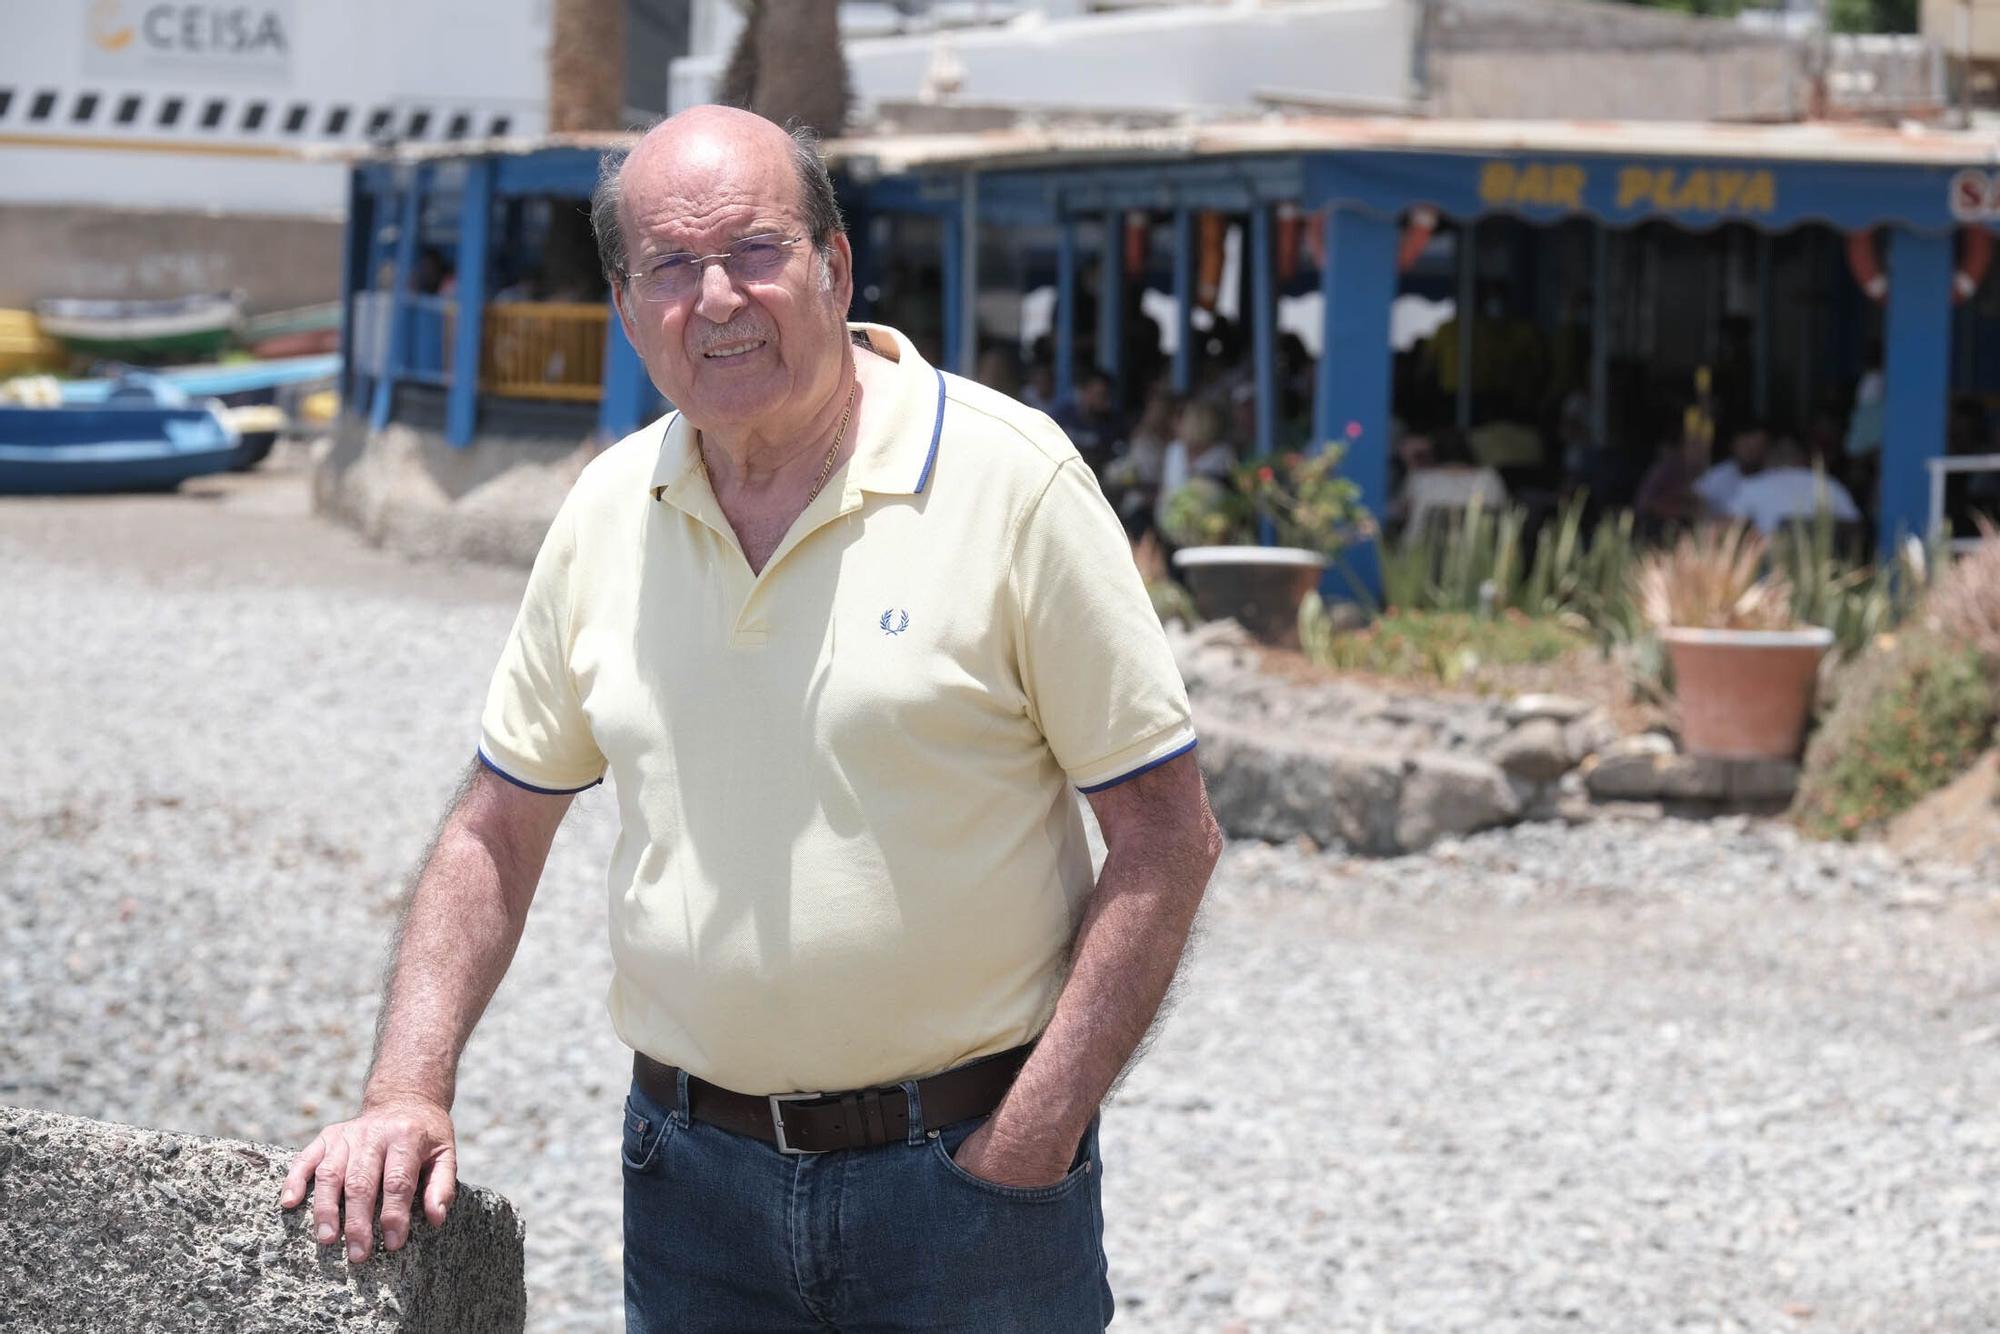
top-left (479, 302), bottom-right (608, 402)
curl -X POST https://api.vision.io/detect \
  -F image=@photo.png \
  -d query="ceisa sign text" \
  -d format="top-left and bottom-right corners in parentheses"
top-left (86, 0), bottom-right (296, 84)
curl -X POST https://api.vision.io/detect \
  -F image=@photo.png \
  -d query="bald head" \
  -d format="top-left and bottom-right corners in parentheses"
top-left (591, 105), bottom-right (843, 286)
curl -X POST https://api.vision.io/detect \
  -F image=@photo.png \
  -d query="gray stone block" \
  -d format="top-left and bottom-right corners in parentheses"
top-left (0, 1104), bottom-right (525, 1333)
top-left (1396, 752), bottom-right (1523, 852)
top-left (1585, 751), bottom-right (1667, 801)
top-left (1489, 717), bottom-right (1573, 784)
top-left (1658, 754), bottom-right (1733, 801)
top-left (1728, 759), bottom-right (1802, 804)
top-left (1505, 692), bottom-right (1593, 725)
top-left (1562, 710), bottom-right (1621, 766)
top-left (1197, 717), bottom-right (1405, 854)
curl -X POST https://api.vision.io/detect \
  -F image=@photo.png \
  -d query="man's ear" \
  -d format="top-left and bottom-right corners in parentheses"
top-left (610, 278), bottom-right (641, 347)
top-left (829, 232), bottom-right (856, 314)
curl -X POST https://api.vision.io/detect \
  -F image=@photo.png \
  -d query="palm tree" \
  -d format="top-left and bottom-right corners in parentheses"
top-left (719, 0), bottom-right (850, 137)
top-left (548, 0), bottom-right (627, 134)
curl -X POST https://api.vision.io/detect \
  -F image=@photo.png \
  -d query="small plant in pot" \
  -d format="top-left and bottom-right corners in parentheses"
top-left (1635, 523), bottom-right (1834, 759)
top-left (1161, 445), bottom-right (1369, 647)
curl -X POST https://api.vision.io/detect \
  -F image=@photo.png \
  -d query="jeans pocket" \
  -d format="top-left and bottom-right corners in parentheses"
top-left (928, 1117), bottom-right (1096, 1203)
top-left (621, 1091), bottom-right (673, 1174)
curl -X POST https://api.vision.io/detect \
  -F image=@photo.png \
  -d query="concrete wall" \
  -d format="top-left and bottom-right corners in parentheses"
top-left (674, 0), bottom-right (1418, 115)
top-left (0, 1104), bottom-right (525, 1333)
top-left (1433, 46), bottom-right (1808, 121)
top-left (0, 205), bottom-right (345, 313)
top-left (1923, 0), bottom-right (2000, 60)
top-left (312, 414), bottom-right (598, 569)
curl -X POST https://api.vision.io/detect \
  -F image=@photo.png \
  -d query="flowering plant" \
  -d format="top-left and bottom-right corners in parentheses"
top-left (1161, 443), bottom-right (1370, 555)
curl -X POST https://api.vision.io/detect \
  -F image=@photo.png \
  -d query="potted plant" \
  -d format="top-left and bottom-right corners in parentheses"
top-left (1635, 524), bottom-right (1834, 759)
top-left (1162, 444), bottom-right (1369, 647)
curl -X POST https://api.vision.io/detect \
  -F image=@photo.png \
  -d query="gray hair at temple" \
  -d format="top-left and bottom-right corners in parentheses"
top-left (591, 121), bottom-right (845, 287)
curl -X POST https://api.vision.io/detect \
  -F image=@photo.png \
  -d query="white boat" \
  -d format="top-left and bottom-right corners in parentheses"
top-left (34, 293), bottom-right (244, 361)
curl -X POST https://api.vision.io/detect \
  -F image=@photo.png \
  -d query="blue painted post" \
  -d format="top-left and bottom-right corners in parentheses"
top-left (1880, 228), bottom-right (1952, 552)
top-left (846, 197), bottom-right (874, 323)
top-left (1313, 208), bottom-right (1398, 602)
top-left (1098, 212), bottom-right (1123, 395)
top-left (1753, 230), bottom-right (1773, 421)
top-left (1590, 225), bottom-right (1609, 447)
top-left (1455, 217), bottom-right (1475, 430)
top-left (599, 306), bottom-right (657, 437)
top-left (1171, 208), bottom-right (1194, 394)
top-left (446, 158), bottom-right (493, 448)
top-left (958, 172), bottom-right (980, 377)
top-left (371, 167), bottom-right (428, 432)
top-left (1250, 204), bottom-right (1277, 460)
top-left (940, 206), bottom-right (962, 375)
top-left (1055, 218), bottom-right (1077, 406)
top-left (337, 171), bottom-right (372, 412)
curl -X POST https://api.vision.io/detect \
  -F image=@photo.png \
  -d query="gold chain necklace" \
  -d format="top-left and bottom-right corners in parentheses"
top-left (699, 379), bottom-right (859, 506)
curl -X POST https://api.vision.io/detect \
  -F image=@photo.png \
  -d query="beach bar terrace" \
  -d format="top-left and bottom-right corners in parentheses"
top-left (339, 117), bottom-right (2000, 577)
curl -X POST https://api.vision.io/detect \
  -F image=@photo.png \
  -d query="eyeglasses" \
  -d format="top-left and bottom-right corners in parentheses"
top-left (622, 233), bottom-right (806, 303)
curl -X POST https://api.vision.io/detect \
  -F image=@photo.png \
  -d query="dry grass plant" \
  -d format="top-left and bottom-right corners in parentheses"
top-left (1636, 524), bottom-right (1795, 632)
top-left (1928, 519), bottom-right (2000, 667)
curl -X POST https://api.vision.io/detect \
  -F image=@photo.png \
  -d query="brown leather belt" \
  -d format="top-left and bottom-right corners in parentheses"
top-left (632, 1044), bottom-right (1032, 1154)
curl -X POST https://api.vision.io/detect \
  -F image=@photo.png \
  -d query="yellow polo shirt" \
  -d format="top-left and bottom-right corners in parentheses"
top-left (478, 323), bottom-right (1195, 1094)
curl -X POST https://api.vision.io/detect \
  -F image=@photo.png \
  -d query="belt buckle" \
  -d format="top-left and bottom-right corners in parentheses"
top-left (768, 1092), bottom-right (827, 1155)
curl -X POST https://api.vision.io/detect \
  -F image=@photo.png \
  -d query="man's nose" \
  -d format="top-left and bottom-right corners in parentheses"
top-left (693, 260), bottom-right (745, 325)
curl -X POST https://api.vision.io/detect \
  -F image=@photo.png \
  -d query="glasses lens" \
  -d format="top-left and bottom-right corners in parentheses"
top-left (727, 240), bottom-right (789, 281)
top-left (637, 256), bottom-right (697, 302)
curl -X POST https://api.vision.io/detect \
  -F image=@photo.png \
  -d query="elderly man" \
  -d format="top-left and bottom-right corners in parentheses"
top-left (281, 106), bottom-right (1219, 1330)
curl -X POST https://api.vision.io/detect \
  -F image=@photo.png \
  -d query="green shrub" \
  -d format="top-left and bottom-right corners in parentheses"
top-left (1160, 446), bottom-right (1368, 556)
top-left (1299, 597), bottom-right (1589, 687)
top-left (1794, 632), bottom-right (1997, 840)
top-left (1374, 494), bottom-right (1639, 642)
top-left (1773, 516), bottom-right (1936, 663)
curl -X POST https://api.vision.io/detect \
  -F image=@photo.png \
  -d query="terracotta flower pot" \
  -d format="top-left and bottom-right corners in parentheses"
top-left (1662, 626), bottom-right (1835, 760)
top-left (1172, 545), bottom-right (1328, 648)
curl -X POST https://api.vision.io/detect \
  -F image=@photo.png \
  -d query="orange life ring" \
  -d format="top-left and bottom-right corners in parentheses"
top-left (1958, 227), bottom-right (1993, 302)
top-left (1124, 214), bottom-right (1150, 278)
top-left (1398, 207), bottom-right (1438, 273)
top-left (1196, 213), bottom-right (1227, 309)
top-left (1846, 227), bottom-right (1991, 305)
top-left (1276, 204), bottom-right (1302, 283)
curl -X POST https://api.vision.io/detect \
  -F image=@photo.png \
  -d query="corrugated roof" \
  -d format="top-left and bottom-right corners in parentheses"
top-left (331, 114), bottom-right (2000, 173)
top-left (831, 115), bottom-right (2000, 173)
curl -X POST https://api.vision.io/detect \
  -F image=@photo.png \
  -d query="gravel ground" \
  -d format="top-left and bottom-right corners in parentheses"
top-left (6, 454), bottom-right (2000, 1333)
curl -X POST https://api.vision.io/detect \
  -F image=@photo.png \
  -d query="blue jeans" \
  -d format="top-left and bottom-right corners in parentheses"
top-left (621, 1070), bottom-right (1114, 1332)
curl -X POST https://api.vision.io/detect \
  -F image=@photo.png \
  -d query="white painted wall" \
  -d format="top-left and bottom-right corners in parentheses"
top-left (0, 0), bottom-right (551, 216)
top-left (672, 0), bottom-right (1415, 117)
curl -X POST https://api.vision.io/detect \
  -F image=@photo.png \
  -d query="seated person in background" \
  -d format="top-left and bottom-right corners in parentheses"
top-left (1103, 385), bottom-right (1179, 541)
top-left (1394, 427), bottom-right (1510, 534)
top-left (1634, 417), bottom-right (1703, 528)
top-left (1021, 359), bottom-right (1060, 415)
top-left (1724, 436), bottom-right (1860, 536)
top-left (1053, 370), bottom-right (1127, 475)
top-left (1156, 398), bottom-right (1237, 533)
top-left (1693, 424), bottom-right (1769, 516)
top-left (974, 345), bottom-right (1023, 401)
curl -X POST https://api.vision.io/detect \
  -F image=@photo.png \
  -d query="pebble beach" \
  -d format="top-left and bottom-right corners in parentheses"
top-left (5, 453), bottom-right (1999, 1332)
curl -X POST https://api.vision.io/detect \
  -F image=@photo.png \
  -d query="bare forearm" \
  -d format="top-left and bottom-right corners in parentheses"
top-left (364, 790), bottom-right (557, 1108)
top-left (994, 852), bottom-right (1205, 1146)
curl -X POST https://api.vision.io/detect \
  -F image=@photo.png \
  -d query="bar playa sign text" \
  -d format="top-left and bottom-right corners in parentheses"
top-left (1477, 159), bottom-right (1779, 220)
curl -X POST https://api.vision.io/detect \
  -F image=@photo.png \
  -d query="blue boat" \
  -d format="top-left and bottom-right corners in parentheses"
top-left (0, 374), bottom-right (244, 493)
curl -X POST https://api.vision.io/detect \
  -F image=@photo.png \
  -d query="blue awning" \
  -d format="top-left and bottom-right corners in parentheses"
top-left (1304, 149), bottom-right (1991, 236)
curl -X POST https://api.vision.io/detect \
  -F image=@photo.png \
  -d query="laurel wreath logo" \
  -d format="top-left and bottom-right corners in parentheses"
top-left (879, 608), bottom-right (910, 635)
